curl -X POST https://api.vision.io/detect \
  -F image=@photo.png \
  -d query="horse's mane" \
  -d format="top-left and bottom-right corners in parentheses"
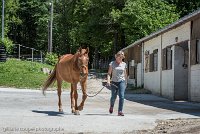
top-left (72, 51), bottom-right (80, 72)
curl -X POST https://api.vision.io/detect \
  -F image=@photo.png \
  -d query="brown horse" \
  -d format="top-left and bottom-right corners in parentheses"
top-left (42, 47), bottom-right (89, 115)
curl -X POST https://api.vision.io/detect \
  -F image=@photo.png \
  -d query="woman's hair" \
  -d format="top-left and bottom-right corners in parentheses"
top-left (115, 51), bottom-right (125, 59)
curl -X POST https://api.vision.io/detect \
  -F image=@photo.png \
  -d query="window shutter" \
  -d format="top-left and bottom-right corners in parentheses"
top-left (162, 48), bottom-right (167, 70)
top-left (149, 53), bottom-right (154, 72)
top-left (167, 47), bottom-right (172, 69)
top-left (190, 39), bottom-right (197, 65)
top-left (145, 51), bottom-right (149, 73)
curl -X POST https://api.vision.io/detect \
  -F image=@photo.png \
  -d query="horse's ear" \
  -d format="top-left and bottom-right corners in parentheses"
top-left (78, 46), bottom-right (82, 53)
top-left (86, 47), bottom-right (89, 54)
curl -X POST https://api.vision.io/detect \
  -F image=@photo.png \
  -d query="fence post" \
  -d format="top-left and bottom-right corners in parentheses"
top-left (18, 44), bottom-right (20, 59)
top-left (31, 48), bottom-right (34, 62)
top-left (40, 51), bottom-right (43, 63)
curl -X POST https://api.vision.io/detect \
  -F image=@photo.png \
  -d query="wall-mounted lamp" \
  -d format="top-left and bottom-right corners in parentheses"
top-left (175, 37), bottom-right (178, 42)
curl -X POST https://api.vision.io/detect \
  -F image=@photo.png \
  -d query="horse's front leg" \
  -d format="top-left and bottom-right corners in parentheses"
top-left (71, 83), bottom-right (80, 115)
top-left (78, 81), bottom-right (87, 111)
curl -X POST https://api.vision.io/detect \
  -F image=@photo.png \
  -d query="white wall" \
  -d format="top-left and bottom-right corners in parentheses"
top-left (161, 46), bottom-right (175, 100)
top-left (162, 22), bottom-right (191, 48)
top-left (144, 36), bottom-right (161, 95)
top-left (190, 64), bottom-right (200, 102)
top-left (161, 22), bottom-right (190, 100)
top-left (143, 22), bottom-right (190, 99)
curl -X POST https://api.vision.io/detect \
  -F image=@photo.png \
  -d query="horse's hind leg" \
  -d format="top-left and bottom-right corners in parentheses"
top-left (57, 80), bottom-right (63, 112)
top-left (70, 84), bottom-right (76, 113)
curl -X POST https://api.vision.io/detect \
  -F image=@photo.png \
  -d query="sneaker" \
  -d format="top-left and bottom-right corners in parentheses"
top-left (118, 111), bottom-right (124, 116)
top-left (109, 107), bottom-right (113, 114)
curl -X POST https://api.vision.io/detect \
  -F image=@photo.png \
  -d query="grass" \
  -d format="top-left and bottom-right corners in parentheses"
top-left (0, 58), bottom-right (70, 90)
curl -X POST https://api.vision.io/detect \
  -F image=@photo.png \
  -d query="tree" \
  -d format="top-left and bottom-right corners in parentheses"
top-left (0, 0), bottom-right (21, 42)
top-left (17, 0), bottom-right (49, 49)
top-left (165, 0), bottom-right (200, 17)
top-left (111, 0), bottom-right (180, 45)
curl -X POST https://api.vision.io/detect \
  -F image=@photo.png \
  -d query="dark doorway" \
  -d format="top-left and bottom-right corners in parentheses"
top-left (174, 41), bottom-right (189, 100)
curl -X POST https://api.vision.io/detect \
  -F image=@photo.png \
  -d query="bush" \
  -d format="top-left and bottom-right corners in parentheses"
top-left (0, 37), bottom-right (13, 54)
top-left (45, 52), bottom-right (58, 66)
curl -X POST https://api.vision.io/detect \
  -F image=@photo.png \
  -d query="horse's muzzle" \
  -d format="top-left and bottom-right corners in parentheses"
top-left (80, 72), bottom-right (87, 78)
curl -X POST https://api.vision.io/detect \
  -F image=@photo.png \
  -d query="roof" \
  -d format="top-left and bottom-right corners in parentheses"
top-left (122, 8), bottom-right (200, 51)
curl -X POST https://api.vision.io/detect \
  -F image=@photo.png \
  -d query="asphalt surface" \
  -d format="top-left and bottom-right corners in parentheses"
top-left (1, 78), bottom-right (200, 134)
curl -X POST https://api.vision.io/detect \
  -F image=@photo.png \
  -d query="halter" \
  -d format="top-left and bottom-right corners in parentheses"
top-left (78, 61), bottom-right (88, 81)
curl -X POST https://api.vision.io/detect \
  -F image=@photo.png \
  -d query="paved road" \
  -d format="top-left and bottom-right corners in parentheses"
top-left (1, 80), bottom-right (200, 134)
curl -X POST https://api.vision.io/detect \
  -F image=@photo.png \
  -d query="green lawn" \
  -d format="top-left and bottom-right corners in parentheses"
top-left (0, 58), bottom-right (70, 90)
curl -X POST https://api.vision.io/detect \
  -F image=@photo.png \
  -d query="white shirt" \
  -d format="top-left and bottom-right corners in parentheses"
top-left (109, 61), bottom-right (127, 82)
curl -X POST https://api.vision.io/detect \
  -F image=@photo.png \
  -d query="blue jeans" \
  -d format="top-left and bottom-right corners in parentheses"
top-left (110, 80), bottom-right (126, 112)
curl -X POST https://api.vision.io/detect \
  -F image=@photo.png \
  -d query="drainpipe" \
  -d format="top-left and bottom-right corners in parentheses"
top-left (141, 42), bottom-right (144, 87)
top-left (188, 39), bottom-right (191, 101)
top-left (160, 35), bottom-right (163, 96)
top-left (188, 21), bottom-right (192, 101)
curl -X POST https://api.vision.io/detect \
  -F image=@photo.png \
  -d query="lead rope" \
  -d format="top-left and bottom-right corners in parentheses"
top-left (85, 72), bottom-right (118, 97)
top-left (86, 83), bottom-right (118, 97)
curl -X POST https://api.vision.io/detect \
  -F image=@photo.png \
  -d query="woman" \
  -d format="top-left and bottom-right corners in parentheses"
top-left (106, 51), bottom-right (127, 116)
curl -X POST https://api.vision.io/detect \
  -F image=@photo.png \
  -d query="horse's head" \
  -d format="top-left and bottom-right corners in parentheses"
top-left (76, 47), bottom-right (89, 78)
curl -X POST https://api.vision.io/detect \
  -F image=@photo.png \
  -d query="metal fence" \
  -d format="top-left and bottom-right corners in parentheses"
top-left (8, 44), bottom-right (45, 63)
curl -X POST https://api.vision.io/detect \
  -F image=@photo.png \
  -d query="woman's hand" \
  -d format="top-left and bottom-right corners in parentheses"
top-left (106, 82), bottom-right (111, 87)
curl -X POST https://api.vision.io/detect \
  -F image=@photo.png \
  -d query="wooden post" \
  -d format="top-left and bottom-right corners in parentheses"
top-left (31, 48), bottom-right (34, 62)
top-left (40, 51), bottom-right (43, 63)
top-left (18, 44), bottom-right (20, 59)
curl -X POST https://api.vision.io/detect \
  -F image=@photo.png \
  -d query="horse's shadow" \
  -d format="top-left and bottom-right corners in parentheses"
top-left (32, 110), bottom-right (67, 116)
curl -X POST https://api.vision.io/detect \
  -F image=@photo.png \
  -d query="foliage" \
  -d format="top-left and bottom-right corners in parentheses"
top-left (0, 58), bottom-right (69, 89)
top-left (2, 37), bottom-right (13, 54)
top-left (45, 52), bottom-right (58, 66)
top-left (1, 0), bottom-right (199, 60)
top-left (111, 0), bottom-right (180, 44)
top-left (165, 0), bottom-right (200, 17)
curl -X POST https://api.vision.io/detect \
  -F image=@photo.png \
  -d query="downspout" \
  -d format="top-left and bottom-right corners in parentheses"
top-left (188, 21), bottom-right (192, 101)
top-left (188, 39), bottom-right (191, 101)
top-left (141, 42), bottom-right (144, 87)
top-left (160, 35), bottom-right (163, 96)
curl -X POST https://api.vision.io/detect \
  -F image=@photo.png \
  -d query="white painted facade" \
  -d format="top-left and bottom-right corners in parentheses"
top-left (137, 63), bottom-right (142, 87)
top-left (190, 64), bottom-right (200, 101)
top-left (161, 22), bottom-right (191, 100)
top-left (161, 46), bottom-right (175, 100)
top-left (162, 22), bottom-right (191, 48)
top-left (123, 10), bottom-right (200, 102)
top-left (144, 36), bottom-right (161, 95)
top-left (143, 22), bottom-right (191, 99)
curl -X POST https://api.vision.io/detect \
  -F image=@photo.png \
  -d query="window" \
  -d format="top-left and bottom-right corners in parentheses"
top-left (149, 49), bottom-right (158, 72)
top-left (145, 51), bottom-right (150, 73)
top-left (162, 47), bottom-right (172, 70)
top-left (197, 40), bottom-right (200, 64)
top-left (167, 47), bottom-right (172, 69)
top-left (153, 49), bottom-right (158, 71)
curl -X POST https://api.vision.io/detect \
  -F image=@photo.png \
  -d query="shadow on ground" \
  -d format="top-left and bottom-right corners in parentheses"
top-left (125, 93), bottom-right (200, 117)
top-left (32, 110), bottom-right (67, 116)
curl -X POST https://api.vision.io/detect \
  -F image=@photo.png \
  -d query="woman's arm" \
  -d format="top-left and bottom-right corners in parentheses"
top-left (107, 65), bottom-right (112, 86)
top-left (125, 68), bottom-right (128, 87)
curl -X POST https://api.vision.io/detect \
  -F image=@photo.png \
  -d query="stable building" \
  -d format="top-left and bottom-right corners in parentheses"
top-left (122, 9), bottom-right (200, 102)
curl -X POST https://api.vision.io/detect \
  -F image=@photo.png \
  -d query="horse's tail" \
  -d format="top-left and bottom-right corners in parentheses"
top-left (42, 65), bottom-right (57, 95)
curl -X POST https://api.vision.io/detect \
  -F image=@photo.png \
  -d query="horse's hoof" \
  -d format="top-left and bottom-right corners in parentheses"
top-left (74, 110), bottom-right (80, 115)
top-left (59, 109), bottom-right (63, 112)
top-left (71, 109), bottom-right (76, 113)
top-left (78, 106), bottom-right (83, 111)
